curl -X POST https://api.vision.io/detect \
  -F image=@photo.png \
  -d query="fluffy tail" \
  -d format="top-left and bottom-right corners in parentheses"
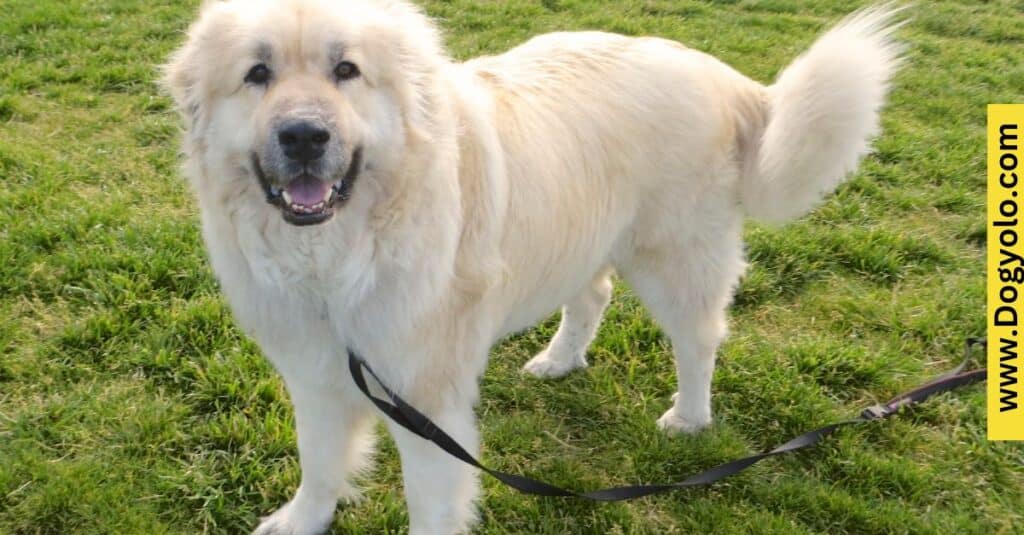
top-left (740, 5), bottom-right (906, 224)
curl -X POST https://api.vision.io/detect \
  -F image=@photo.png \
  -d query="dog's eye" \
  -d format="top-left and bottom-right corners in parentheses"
top-left (245, 64), bottom-right (271, 85)
top-left (333, 61), bottom-right (360, 82)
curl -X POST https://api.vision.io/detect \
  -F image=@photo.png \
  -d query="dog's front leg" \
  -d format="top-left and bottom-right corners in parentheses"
top-left (386, 384), bottom-right (481, 535)
top-left (254, 370), bottom-right (376, 535)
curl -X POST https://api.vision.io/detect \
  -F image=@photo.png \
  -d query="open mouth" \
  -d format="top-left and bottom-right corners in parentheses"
top-left (253, 148), bottom-right (363, 227)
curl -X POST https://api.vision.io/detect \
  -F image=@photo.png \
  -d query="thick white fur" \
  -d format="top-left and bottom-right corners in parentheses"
top-left (162, 2), bottom-right (902, 533)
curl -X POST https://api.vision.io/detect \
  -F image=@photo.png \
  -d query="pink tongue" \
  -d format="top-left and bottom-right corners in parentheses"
top-left (285, 176), bottom-right (330, 206)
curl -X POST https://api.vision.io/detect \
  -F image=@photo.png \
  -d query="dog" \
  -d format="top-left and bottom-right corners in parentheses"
top-left (162, 1), bottom-right (902, 533)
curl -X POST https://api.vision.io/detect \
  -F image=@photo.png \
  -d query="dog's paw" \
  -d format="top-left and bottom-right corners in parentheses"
top-left (656, 396), bottom-right (711, 435)
top-left (522, 349), bottom-right (587, 379)
top-left (252, 499), bottom-right (334, 535)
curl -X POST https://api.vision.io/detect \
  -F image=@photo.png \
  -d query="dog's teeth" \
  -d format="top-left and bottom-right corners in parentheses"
top-left (313, 202), bottom-right (324, 211)
top-left (282, 190), bottom-right (292, 204)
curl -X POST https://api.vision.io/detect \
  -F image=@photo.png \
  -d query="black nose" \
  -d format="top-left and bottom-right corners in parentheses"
top-left (278, 121), bottom-right (331, 163)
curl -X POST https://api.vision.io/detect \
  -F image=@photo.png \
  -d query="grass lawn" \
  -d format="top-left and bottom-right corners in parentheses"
top-left (1, 0), bottom-right (1022, 533)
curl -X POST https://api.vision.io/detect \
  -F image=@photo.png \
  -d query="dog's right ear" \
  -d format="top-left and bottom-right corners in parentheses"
top-left (160, 42), bottom-right (200, 129)
top-left (160, 1), bottom-right (225, 130)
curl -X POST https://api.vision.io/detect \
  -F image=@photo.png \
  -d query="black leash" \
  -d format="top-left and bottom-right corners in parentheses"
top-left (347, 337), bottom-right (987, 501)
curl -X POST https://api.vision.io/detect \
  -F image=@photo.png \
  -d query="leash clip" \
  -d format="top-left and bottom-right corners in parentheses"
top-left (965, 337), bottom-right (987, 358)
top-left (860, 404), bottom-right (890, 420)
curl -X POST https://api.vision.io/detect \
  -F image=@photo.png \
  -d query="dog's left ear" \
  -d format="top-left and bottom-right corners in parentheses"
top-left (361, 4), bottom-right (450, 144)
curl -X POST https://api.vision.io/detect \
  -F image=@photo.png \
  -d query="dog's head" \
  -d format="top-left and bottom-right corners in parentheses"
top-left (162, 0), bottom-right (448, 227)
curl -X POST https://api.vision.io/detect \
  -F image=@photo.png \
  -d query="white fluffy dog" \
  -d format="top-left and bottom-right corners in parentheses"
top-left (162, 1), bottom-right (902, 533)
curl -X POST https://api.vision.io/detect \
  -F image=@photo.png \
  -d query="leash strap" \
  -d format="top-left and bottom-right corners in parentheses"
top-left (347, 337), bottom-right (987, 501)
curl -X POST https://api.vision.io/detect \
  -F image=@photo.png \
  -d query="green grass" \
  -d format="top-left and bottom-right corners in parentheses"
top-left (1, 0), bottom-right (1021, 533)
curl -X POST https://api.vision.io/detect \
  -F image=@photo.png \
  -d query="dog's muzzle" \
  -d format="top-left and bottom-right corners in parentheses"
top-left (253, 147), bottom-right (363, 227)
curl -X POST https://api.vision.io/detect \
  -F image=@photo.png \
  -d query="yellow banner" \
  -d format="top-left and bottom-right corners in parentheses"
top-left (988, 104), bottom-right (1024, 441)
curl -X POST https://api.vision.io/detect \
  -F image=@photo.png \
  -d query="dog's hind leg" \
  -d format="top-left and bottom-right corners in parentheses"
top-left (522, 268), bottom-right (614, 379)
top-left (619, 231), bottom-right (744, 434)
